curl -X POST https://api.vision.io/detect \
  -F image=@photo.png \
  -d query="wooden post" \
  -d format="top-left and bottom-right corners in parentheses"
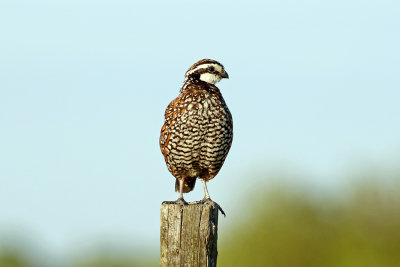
top-left (160, 203), bottom-right (219, 267)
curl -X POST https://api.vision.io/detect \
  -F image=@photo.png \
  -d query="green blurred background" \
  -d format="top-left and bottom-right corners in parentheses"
top-left (2, 167), bottom-right (400, 267)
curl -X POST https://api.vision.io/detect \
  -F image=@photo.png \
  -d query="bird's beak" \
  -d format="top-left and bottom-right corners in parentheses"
top-left (221, 70), bottom-right (229, 79)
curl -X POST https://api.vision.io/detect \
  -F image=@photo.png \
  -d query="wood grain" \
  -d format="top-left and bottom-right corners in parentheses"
top-left (160, 203), bottom-right (219, 267)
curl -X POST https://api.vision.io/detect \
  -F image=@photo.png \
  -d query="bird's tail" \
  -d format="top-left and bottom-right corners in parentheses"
top-left (175, 178), bottom-right (196, 193)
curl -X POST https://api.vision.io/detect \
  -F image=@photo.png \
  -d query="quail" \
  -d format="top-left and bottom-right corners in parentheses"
top-left (160, 59), bottom-right (233, 206)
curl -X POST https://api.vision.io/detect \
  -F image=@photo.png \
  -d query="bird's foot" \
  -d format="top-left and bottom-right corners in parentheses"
top-left (162, 198), bottom-right (188, 205)
top-left (198, 198), bottom-right (226, 217)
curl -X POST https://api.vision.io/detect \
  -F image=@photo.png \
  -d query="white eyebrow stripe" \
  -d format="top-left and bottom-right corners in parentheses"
top-left (186, 63), bottom-right (223, 76)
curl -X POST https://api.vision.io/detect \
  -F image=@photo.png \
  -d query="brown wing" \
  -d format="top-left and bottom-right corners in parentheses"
top-left (160, 99), bottom-right (175, 157)
top-left (159, 96), bottom-right (185, 177)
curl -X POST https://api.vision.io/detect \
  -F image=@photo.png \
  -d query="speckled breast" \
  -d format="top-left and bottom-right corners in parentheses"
top-left (160, 85), bottom-right (233, 181)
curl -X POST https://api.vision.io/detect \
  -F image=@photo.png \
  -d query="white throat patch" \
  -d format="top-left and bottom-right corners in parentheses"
top-left (199, 73), bottom-right (222, 84)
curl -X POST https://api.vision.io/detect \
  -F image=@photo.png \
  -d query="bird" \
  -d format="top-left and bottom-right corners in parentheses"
top-left (160, 59), bottom-right (233, 206)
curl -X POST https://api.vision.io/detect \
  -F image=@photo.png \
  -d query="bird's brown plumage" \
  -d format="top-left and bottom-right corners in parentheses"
top-left (160, 59), bottom-right (233, 196)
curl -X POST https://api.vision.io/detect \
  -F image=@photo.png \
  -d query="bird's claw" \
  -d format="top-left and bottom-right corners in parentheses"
top-left (197, 198), bottom-right (226, 217)
top-left (162, 198), bottom-right (226, 216)
top-left (162, 198), bottom-right (188, 205)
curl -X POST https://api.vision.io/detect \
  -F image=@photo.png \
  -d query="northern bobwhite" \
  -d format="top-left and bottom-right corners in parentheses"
top-left (160, 59), bottom-right (233, 205)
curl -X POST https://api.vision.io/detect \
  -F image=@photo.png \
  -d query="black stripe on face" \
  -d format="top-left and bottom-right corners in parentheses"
top-left (187, 59), bottom-right (224, 74)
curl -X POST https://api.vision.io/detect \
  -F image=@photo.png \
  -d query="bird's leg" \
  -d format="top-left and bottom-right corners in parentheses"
top-left (162, 179), bottom-right (188, 205)
top-left (198, 179), bottom-right (226, 216)
top-left (201, 178), bottom-right (211, 201)
top-left (176, 179), bottom-right (187, 204)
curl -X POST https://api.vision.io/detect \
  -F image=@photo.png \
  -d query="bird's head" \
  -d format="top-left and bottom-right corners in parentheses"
top-left (185, 59), bottom-right (229, 84)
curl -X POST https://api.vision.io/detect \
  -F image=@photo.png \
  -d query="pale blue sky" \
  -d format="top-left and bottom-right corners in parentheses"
top-left (1, 0), bottom-right (399, 259)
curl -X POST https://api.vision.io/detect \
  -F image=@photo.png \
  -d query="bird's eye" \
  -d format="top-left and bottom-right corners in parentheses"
top-left (208, 66), bottom-right (215, 72)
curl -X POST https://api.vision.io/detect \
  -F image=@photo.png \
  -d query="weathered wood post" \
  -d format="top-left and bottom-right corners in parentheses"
top-left (160, 203), bottom-right (219, 267)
